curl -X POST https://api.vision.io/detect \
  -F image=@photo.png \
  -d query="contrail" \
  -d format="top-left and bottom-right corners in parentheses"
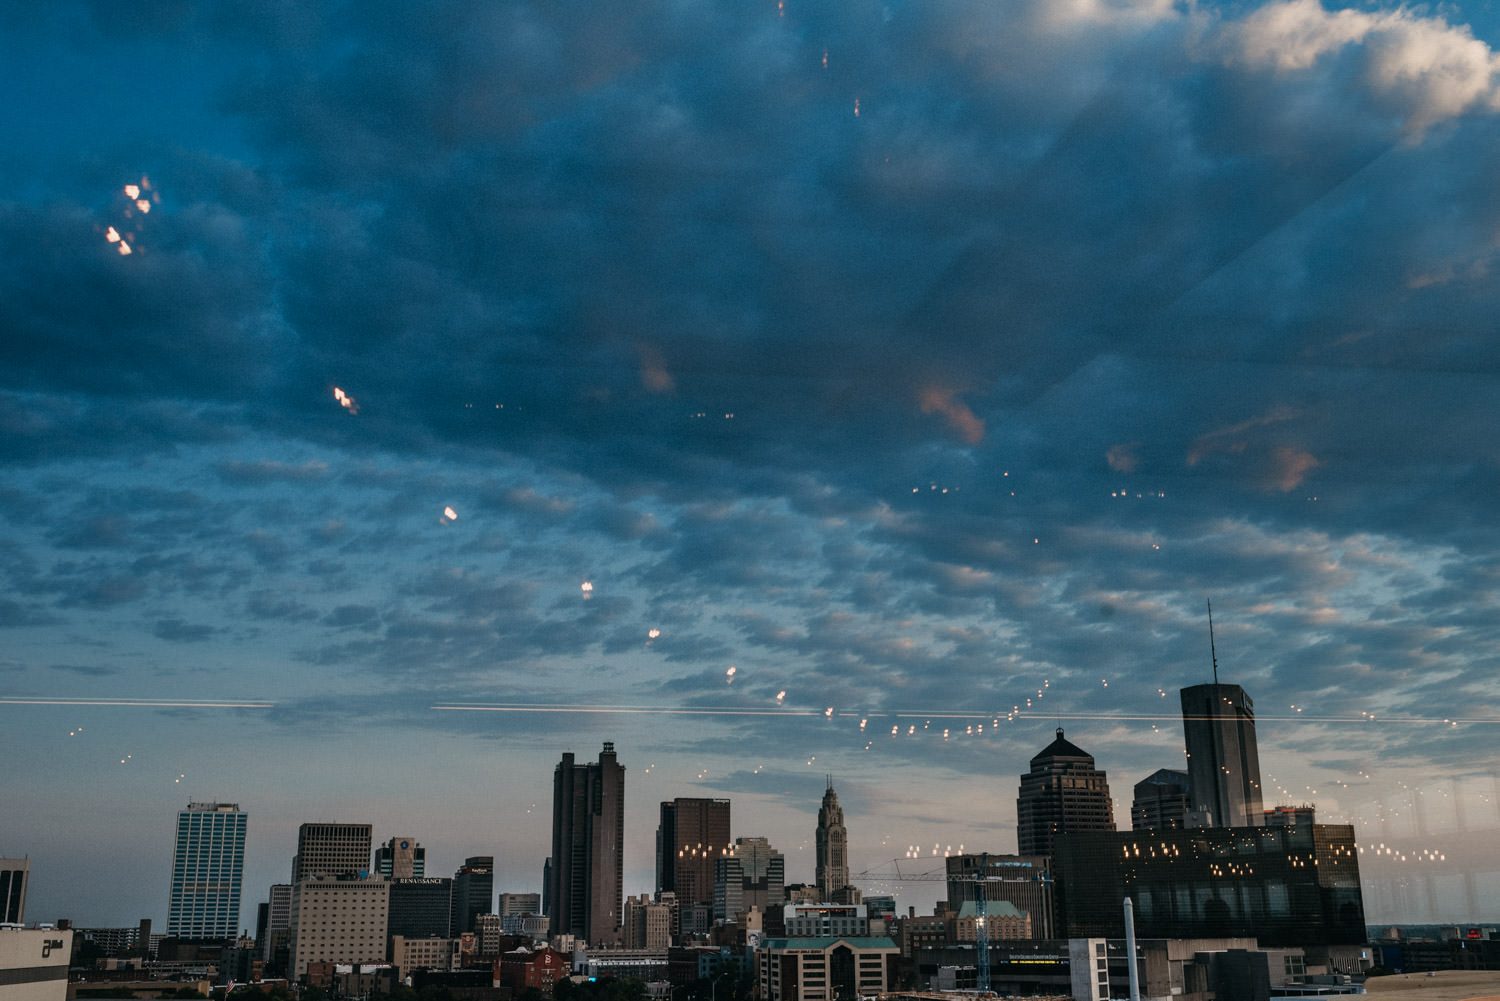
top-left (1, 698), bottom-right (274, 708)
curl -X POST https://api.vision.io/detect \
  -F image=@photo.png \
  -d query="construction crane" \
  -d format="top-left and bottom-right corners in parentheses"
top-left (853, 854), bottom-right (1053, 993)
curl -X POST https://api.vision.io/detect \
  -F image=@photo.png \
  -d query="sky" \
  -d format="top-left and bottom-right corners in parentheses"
top-left (5, 0), bottom-right (1500, 933)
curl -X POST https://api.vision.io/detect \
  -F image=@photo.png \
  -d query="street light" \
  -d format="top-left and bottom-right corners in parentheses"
top-left (711, 971), bottom-right (733, 1001)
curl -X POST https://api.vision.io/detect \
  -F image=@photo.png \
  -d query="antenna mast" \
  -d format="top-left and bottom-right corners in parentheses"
top-left (1207, 598), bottom-right (1219, 685)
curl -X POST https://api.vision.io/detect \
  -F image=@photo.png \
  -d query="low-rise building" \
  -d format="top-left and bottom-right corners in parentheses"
top-left (756, 937), bottom-right (898, 1001)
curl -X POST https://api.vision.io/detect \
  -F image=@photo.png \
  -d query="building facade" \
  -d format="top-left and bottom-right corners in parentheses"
top-left (288, 875), bottom-right (390, 979)
top-left (373, 837), bottom-right (425, 879)
top-left (1016, 730), bottom-right (1116, 857)
top-left (549, 742), bottom-right (625, 945)
top-left (656, 798), bottom-right (731, 910)
top-left (262, 884), bottom-right (293, 963)
top-left (814, 781), bottom-right (850, 900)
top-left (756, 937), bottom-right (898, 1001)
top-left (389, 878), bottom-right (452, 942)
top-left (0, 859), bottom-right (27, 924)
top-left (0, 925), bottom-right (72, 1001)
top-left (714, 836), bottom-right (786, 923)
top-left (622, 893), bottom-right (674, 949)
top-left (450, 857), bottom-right (493, 935)
top-left (166, 802), bottom-right (247, 940)
top-left (1132, 769), bottom-right (1193, 831)
top-left (1053, 824), bottom-right (1366, 946)
top-left (1181, 683), bottom-right (1264, 828)
top-left (497, 893), bottom-right (541, 934)
top-left (389, 935), bottom-right (455, 975)
top-left (943, 854), bottom-right (1053, 938)
top-left (784, 904), bottom-right (867, 938)
top-left (292, 822), bottom-right (373, 882)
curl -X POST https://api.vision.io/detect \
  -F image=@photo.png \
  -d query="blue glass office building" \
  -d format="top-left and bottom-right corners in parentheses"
top-left (167, 802), bottom-right (247, 939)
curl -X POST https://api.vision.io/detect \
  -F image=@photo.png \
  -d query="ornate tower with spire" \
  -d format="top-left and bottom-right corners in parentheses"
top-left (815, 777), bottom-right (850, 899)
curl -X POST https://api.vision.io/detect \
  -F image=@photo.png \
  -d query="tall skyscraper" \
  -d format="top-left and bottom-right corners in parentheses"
top-left (814, 780), bottom-right (850, 899)
top-left (0, 858), bottom-right (28, 924)
top-left (390, 877), bottom-right (452, 940)
top-left (451, 856), bottom-right (494, 934)
top-left (374, 836), bottom-right (425, 879)
top-left (549, 741), bottom-right (625, 945)
top-left (1131, 768), bottom-right (1192, 831)
top-left (1180, 683), bottom-right (1264, 827)
top-left (166, 802), bottom-right (247, 939)
top-left (656, 798), bottom-right (731, 908)
top-left (713, 836), bottom-right (785, 922)
top-left (292, 822), bottom-right (373, 882)
top-left (1015, 729), bottom-right (1115, 856)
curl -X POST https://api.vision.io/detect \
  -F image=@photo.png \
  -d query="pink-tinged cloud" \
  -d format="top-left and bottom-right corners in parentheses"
top-left (1107, 442), bottom-right (1140, 473)
top-left (1186, 406), bottom-right (1301, 466)
top-left (919, 386), bottom-right (985, 444)
top-left (635, 342), bottom-right (675, 394)
top-left (1271, 446), bottom-right (1320, 491)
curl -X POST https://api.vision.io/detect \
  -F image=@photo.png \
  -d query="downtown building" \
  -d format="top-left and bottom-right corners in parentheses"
top-left (549, 741), bottom-right (625, 945)
top-left (373, 837), bottom-right (425, 879)
top-left (451, 857), bottom-right (493, 935)
top-left (814, 781), bottom-right (851, 900)
top-left (943, 853), bottom-right (1054, 938)
top-left (656, 797), bottom-right (731, 921)
top-left (287, 874), bottom-right (390, 979)
top-left (292, 822), bottom-right (373, 882)
top-left (1052, 823), bottom-right (1366, 947)
top-left (166, 802), bottom-right (247, 940)
top-left (0, 859), bottom-right (27, 924)
top-left (1015, 729), bottom-right (1116, 857)
top-left (1181, 683), bottom-right (1264, 828)
top-left (714, 836), bottom-right (785, 923)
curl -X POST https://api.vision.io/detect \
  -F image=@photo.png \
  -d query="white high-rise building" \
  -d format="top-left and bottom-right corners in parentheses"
top-left (288, 875), bottom-right (389, 978)
top-left (166, 802), bottom-right (247, 939)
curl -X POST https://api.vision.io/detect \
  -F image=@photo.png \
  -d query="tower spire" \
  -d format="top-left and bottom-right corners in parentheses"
top-left (1207, 598), bottom-right (1219, 685)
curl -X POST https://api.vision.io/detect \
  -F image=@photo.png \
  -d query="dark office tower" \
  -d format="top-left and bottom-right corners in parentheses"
top-left (292, 822), bottom-right (373, 882)
top-left (374, 837), bottom-right (425, 879)
top-left (815, 779), bottom-right (850, 900)
top-left (1016, 728), bottom-right (1116, 857)
top-left (656, 798), bottom-right (731, 908)
top-left (549, 742), bottom-right (625, 945)
top-left (167, 802), bottom-right (247, 939)
top-left (451, 857), bottom-right (494, 934)
top-left (0, 858), bottom-right (28, 923)
top-left (1132, 769), bottom-right (1192, 831)
top-left (390, 877), bottom-right (453, 940)
top-left (1180, 683), bottom-right (1264, 828)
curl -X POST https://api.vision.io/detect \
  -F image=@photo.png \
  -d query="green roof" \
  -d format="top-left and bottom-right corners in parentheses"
top-left (759, 937), bottom-right (898, 950)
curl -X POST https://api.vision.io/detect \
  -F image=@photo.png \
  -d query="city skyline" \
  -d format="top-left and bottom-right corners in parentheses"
top-left (6, 0), bottom-right (1500, 931)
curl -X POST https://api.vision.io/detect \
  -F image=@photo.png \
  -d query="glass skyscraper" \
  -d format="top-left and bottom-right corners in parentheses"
top-left (167, 802), bottom-right (247, 939)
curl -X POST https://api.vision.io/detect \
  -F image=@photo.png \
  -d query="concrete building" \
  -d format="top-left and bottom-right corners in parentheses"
top-left (756, 936), bottom-right (898, 1001)
top-left (450, 858), bottom-right (493, 935)
top-left (784, 903), bottom-right (867, 938)
top-left (497, 893), bottom-right (541, 934)
top-left (1016, 729), bottom-right (1116, 857)
top-left (292, 822), bottom-right (373, 882)
top-left (1181, 683), bottom-right (1264, 828)
top-left (1053, 824), bottom-right (1366, 946)
top-left (166, 802), bottom-right (247, 940)
top-left (373, 837), bottom-right (425, 879)
top-left (944, 853), bottom-right (1053, 938)
top-left (549, 742), bottom-right (625, 945)
top-left (288, 875), bottom-right (390, 979)
top-left (656, 798), bottom-right (731, 911)
top-left (389, 935), bottom-right (455, 975)
top-left (814, 781), bottom-right (850, 900)
top-left (0, 860), bottom-right (27, 924)
top-left (714, 836), bottom-right (785, 923)
top-left (0, 926), bottom-right (72, 1001)
top-left (623, 893), bottom-right (673, 949)
top-left (262, 884), bottom-right (293, 963)
top-left (1132, 769), bottom-right (1193, 831)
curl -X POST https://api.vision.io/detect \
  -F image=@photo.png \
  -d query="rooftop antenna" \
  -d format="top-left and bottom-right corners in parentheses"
top-left (1207, 598), bottom-right (1219, 685)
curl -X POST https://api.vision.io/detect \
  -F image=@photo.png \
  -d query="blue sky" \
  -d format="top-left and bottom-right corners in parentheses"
top-left (5, 0), bottom-right (1500, 930)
